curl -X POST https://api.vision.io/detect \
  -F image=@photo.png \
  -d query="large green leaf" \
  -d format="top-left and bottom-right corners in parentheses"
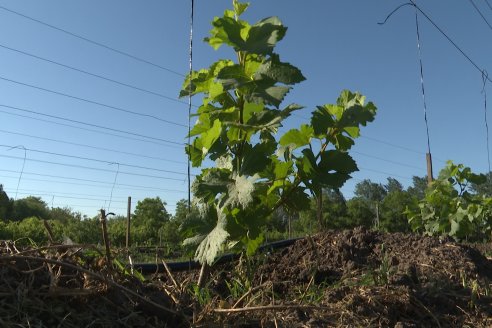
top-left (201, 119), bottom-right (222, 156)
top-left (217, 64), bottom-right (250, 89)
top-left (280, 186), bottom-right (311, 211)
top-left (243, 101), bottom-right (264, 122)
top-left (226, 104), bottom-right (298, 134)
top-left (318, 150), bottom-right (358, 174)
top-left (279, 124), bottom-right (313, 150)
top-left (241, 142), bottom-right (274, 176)
top-left (186, 139), bottom-right (204, 167)
top-left (248, 85), bottom-right (291, 108)
top-left (311, 105), bottom-right (336, 136)
top-left (205, 16), bottom-right (247, 50)
top-left (243, 17), bottom-right (287, 55)
top-left (255, 54), bottom-right (305, 85)
top-left (180, 60), bottom-right (234, 98)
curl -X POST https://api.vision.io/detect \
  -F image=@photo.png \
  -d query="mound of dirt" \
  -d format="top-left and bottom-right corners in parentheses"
top-left (188, 227), bottom-right (492, 327)
top-left (2, 228), bottom-right (492, 327)
top-left (0, 242), bottom-right (189, 328)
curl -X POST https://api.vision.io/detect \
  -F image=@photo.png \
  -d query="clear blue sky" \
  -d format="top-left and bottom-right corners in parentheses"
top-left (0, 0), bottom-right (491, 217)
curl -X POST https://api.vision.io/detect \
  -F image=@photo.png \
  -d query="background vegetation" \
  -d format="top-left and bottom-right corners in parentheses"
top-left (2, 167), bottom-right (491, 254)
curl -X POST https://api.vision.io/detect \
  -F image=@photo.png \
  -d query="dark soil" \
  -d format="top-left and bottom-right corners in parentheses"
top-left (174, 227), bottom-right (492, 327)
top-left (2, 228), bottom-right (492, 327)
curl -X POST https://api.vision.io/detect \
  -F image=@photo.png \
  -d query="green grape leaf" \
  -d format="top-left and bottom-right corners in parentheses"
top-left (267, 160), bottom-right (293, 194)
top-left (279, 124), bottom-right (313, 149)
top-left (255, 54), bottom-right (305, 85)
top-left (233, 0), bottom-right (249, 17)
top-left (179, 69), bottom-right (210, 98)
top-left (180, 60), bottom-right (234, 97)
top-left (217, 64), bottom-right (251, 89)
top-left (243, 17), bottom-right (287, 55)
top-left (205, 16), bottom-right (247, 50)
top-left (248, 85), bottom-right (291, 108)
top-left (186, 140), bottom-right (205, 167)
top-left (201, 119), bottom-right (222, 156)
top-left (311, 105), bottom-right (336, 135)
top-left (318, 150), bottom-right (358, 174)
top-left (241, 142), bottom-right (274, 176)
top-left (243, 101), bottom-right (264, 122)
top-left (244, 54), bottom-right (262, 78)
top-left (244, 233), bottom-right (264, 256)
top-left (297, 148), bottom-right (318, 177)
top-left (332, 134), bottom-right (355, 151)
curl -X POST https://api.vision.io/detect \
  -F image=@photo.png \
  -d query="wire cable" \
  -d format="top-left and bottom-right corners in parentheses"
top-left (486, 0), bottom-right (492, 11)
top-left (0, 144), bottom-right (190, 176)
top-left (0, 104), bottom-right (184, 146)
top-left (468, 0), bottom-right (492, 31)
top-left (414, 8), bottom-right (432, 155)
top-left (11, 187), bottom-right (129, 200)
top-left (0, 153), bottom-right (188, 182)
top-left (0, 169), bottom-right (187, 193)
top-left (0, 108), bottom-right (181, 148)
top-left (7, 145), bottom-right (26, 200)
top-left (0, 44), bottom-right (190, 104)
top-left (0, 129), bottom-right (186, 164)
top-left (379, 1), bottom-right (492, 84)
top-left (357, 167), bottom-right (414, 181)
top-left (6, 190), bottom-right (128, 204)
top-left (351, 150), bottom-right (426, 171)
top-left (107, 162), bottom-right (120, 212)
top-left (187, 0), bottom-right (194, 209)
top-left (0, 75), bottom-right (187, 127)
top-left (0, 5), bottom-right (185, 77)
top-left (483, 71), bottom-right (491, 172)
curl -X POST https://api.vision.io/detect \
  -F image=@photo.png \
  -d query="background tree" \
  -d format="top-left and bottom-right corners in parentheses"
top-left (12, 196), bottom-right (49, 221)
top-left (377, 177), bottom-right (411, 232)
top-left (132, 197), bottom-right (170, 245)
top-left (407, 176), bottom-right (428, 200)
top-left (385, 177), bottom-right (404, 193)
top-left (0, 184), bottom-right (12, 221)
top-left (49, 206), bottom-right (82, 224)
top-left (354, 179), bottom-right (386, 228)
top-left (470, 172), bottom-right (492, 197)
top-left (345, 197), bottom-right (373, 228)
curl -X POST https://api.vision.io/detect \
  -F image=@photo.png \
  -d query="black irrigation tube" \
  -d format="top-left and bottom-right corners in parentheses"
top-left (132, 237), bottom-right (304, 273)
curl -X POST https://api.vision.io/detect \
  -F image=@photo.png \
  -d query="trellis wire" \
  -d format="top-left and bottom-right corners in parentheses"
top-left (7, 145), bottom-right (27, 200)
top-left (482, 71), bottom-right (491, 173)
top-left (414, 7), bottom-right (434, 182)
top-left (187, 0), bottom-right (194, 210)
top-left (107, 162), bottom-right (119, 212)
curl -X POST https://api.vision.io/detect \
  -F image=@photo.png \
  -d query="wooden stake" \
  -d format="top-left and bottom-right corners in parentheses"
top-left (43, 219), bottom-right (55, 244)
top-left (99, 209), bottom-right (111, 264)
top-left (426, 153), bottom-right (434, 185)
top-left (126, 196), bottom-right (131, 249)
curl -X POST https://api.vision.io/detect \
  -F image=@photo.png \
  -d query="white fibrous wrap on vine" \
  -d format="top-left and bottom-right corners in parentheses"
top-left (215, 156), bottom-right (233, 170)
top-left (227, 173), bottom-right (259, 208)
top-left (192, 198), bottom-right (209, 218)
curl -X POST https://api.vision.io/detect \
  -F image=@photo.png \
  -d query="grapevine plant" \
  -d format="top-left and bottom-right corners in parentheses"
top-left (180, 0), bottom-right (377, 264)
top-left (406, 161), bottom-right (492, 241)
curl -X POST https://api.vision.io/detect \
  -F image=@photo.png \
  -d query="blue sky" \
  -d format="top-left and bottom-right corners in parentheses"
top-left (0, 0), bottom-right (491, 217)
